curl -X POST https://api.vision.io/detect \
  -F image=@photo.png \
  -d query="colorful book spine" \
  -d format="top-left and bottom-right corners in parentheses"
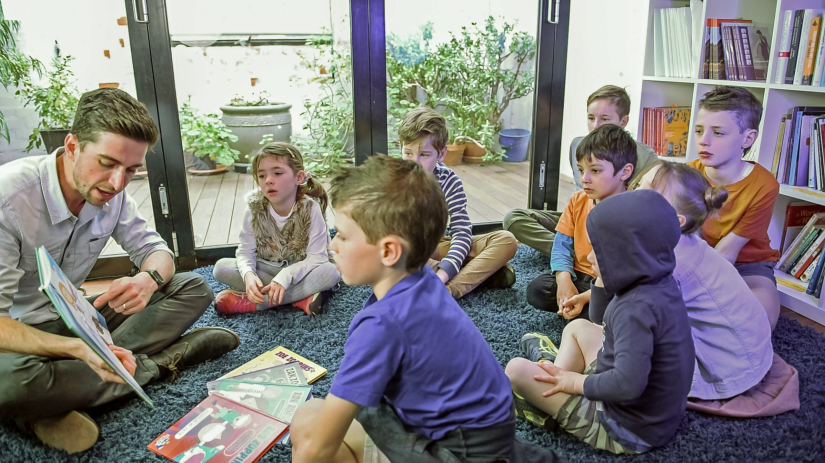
top-left (794, 10), bottom-right (815, 85)
top-left (776, 10), bottom-right (794, 83)
top-left (787, 10), bottom-right (806, 84)
top-left (772, 115), bottom-right (788, 177)
top-left (802, 14), bottom-right (824, 85)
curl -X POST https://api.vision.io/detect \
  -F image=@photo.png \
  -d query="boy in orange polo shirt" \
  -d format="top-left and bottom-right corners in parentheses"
top-left (687, 86), bottom-right (780, 330)
top-left (525, 124), bottom-right (636, 320)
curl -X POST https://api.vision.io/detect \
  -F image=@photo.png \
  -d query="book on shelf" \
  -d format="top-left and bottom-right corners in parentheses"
top-left (786, 10), bottom-right (807, 84)
top-left (777, 211), bottom-right (825, 271)
top-left (217, 346), bottom-right (327, 384)
top-left (791, 230), bottom-right (825, 279)
top-left (774, 107), bottom-right (825, 186)
top-left (801, 248), bottom-right (824, 282)
top-left (654, 7), bottom-right (693, 78)
top-left (703, 18), bottom-right (752, 80)
top-left (776, 10), bottom-right (794, 83)
top-left (641, 107), bottom-right (690, 157)
top-left (779, 202), bottom-right (825, 253)
top-left (806, 244), bottom-right (825, 296)
top-left (772, 114), bottom-right (789, 176)
top-left (802, 13), bottom-right (824, 85)
top-left (147, 394), bottom-right (288, 463)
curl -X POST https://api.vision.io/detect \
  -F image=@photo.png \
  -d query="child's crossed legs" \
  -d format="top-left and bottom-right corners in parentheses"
top-left (505, 319), bottom-right (603, 417)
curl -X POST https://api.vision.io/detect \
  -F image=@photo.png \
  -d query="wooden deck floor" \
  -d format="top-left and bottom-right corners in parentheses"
top-left (102, 161), bottom-right (575, 256)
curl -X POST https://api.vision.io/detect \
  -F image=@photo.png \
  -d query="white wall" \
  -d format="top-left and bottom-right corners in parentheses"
top-left (559, 0), bottom-right (650, 178)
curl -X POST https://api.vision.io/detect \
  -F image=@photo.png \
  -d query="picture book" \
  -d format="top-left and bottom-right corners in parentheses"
top-left (746, 26), bottom-right (771, 81)
top-left (36, 246), bottom-right (153, 406)
top-left (217, 346), bottom-right (327, 384)
top-left (207, 362), bottom-right (308, 391)
top-left (147, 394), bottom-right (287, 463)
top-left (209, 380), bottom-right (312, 425)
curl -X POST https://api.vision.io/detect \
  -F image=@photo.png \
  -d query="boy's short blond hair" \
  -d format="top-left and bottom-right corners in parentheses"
top-left (329, 155), bottom-right (448, 272)
top-left (587, 85), bottom-right (631, 119)
top-left (398, 106), bottom-right (449, 154)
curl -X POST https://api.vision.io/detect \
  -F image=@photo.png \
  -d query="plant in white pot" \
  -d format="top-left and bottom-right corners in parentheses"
top-left (220, 91), bottom-right (292, 173)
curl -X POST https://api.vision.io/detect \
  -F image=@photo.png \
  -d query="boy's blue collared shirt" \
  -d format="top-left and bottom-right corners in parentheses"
top-left (0, 149), bottom-right (173, 325)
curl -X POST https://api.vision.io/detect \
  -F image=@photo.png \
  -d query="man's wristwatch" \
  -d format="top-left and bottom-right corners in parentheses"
top-left (143, 269), bottom-right (165, 288)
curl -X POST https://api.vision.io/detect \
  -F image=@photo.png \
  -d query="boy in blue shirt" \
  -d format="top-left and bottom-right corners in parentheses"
top-left (290, 156), bottom-right (516, 462)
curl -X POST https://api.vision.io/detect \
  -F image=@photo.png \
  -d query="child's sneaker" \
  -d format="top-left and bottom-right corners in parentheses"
top-left (520, 332), bottom-right (559, 363)
top-left (481, 264), bottom-right (516, 289)
top-left (293, 292), bottom-right (323, 315)
top-left (215, 290), bottom-right (257, 314)
top-left (513, 392), bottom-right (558, 432)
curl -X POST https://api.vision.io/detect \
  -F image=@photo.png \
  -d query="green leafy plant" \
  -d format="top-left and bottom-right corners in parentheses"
top-left (385, 17), bottom-right (536, 163)
top-left (179, 97), bottom-right (240, 166)
top-left (439, 17), bottom-right (536, 162)
top-left (14, 55), bottom-right (79, 152)
top-left (229, 91), bottom-right (272, 107)
top-left (290, 28), bottom-right (353, 178)
top-left (0, 2), bottom-right (43, 142)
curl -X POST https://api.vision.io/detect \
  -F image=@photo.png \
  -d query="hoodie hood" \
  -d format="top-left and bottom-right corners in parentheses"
top-left (586, 190), bottom-right (681, 294)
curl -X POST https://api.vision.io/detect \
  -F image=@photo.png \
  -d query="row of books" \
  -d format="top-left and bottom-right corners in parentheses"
top-left (701, 18), bottom-right (771, 82)
top-left (147, 346), bottom-right (327, 463)
top-left (641, 107), bottom-right (690, 157)
top-left (775, 9), bottom-right (825, 86)
top-left (777, 208), bottom-right (825, 297)
top-left (770, 106), bottom-right (825, 189)
top-left (653, 7), bottom-right (694, 79)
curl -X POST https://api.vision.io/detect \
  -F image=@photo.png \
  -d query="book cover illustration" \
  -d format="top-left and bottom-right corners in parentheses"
top-left (747, 27), bottom-right (772, 80)
top-left (662, 107), bottom-right (690, 157)
top-left (208, 362), bottom-right (308, 391)
top-left (148, 395), bottom-right (287, 463)
top-left (217, 346), bottom-right (327, 384)
top-left (35, 246), bottom-right (153, 406)
top-left (209, 380), bottom-right (312, 424)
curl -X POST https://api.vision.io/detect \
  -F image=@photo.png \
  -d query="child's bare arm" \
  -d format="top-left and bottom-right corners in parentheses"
top-left (714, 232), bottom-right (750, 264)
top-left (291, 394), bottom-right (361, 463)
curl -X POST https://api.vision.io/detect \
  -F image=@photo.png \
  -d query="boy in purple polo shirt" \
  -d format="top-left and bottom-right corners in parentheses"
top-left (290, 155), bottom-right (515, 462)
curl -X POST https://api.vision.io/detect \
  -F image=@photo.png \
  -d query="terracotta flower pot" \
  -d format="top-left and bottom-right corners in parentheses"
top-left (461, 142), bottom-right (486, 164)
top-left (444, 144), bottom-right (465, 166)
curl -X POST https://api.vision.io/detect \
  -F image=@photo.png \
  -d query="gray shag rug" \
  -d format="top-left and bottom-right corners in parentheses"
top-left (1, 245), bottom-right (824, 462)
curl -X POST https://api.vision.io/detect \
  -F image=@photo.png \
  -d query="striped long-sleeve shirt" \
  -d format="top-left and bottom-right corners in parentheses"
top-left (434, 163), bottom-right (472, 279)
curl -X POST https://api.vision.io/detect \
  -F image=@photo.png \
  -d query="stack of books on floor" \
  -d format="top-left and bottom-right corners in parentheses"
top-left (701, 18), bottom-right (771, 81)
top-left (653, 7), bottom-right (694, 78)
top-left (777, 208), bottom-right (825, 297)
top-left (641, 106), bottom-right (690, 157)
top-left (771, 106), bottom-right (825, 188)
top-left (775, 9), bottom-right (825, 86)
top-left (147, 346), bottom-right (327, 463)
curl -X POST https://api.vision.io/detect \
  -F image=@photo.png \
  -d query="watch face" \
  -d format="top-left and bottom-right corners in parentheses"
top-left (146, 269), bottom-right (163, 285)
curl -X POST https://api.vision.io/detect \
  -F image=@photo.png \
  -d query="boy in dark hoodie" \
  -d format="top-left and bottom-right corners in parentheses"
top-left (506, 189), bottom-right (694, 454)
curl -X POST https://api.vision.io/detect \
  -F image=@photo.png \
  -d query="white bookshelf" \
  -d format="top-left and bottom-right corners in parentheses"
top-left (640, 0), bottom-right (825, 325)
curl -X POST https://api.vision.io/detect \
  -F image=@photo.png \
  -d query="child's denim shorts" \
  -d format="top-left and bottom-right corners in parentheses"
top-left (734, 261), bottom-right (777, 285)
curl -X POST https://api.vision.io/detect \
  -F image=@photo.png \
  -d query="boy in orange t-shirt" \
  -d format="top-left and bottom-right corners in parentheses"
top-left (687, 86), bottom-right (780, 329)
top-left (526, 124), bottom-right (636, 320)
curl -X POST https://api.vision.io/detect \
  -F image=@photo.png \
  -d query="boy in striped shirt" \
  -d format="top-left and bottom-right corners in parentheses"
top-left (399, 106), bottom-right (518, 298)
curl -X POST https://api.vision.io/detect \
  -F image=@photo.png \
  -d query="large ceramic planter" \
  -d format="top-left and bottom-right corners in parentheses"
top-left (40, 129), bottom-right (70, 153)
top-left (444, 144), bottom-right (465, 166)
top-left (219, 103), bottom-right (292, 162)
top-left (461, 142), bottom-right (486, 164)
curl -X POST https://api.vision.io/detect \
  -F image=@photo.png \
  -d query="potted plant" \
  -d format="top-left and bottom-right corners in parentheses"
top-left (0, 4), bottom-right (43, 145)
top-left (179, 97), bottom-right (240, 175)
top-left (14, 55), bottom-right (79, 153)
top-left (219, 91), bottom-right (292, 173)
top-left (290, 30), bottom-right (353, 178)
top-left (439, 17), bottom-right (536, 163)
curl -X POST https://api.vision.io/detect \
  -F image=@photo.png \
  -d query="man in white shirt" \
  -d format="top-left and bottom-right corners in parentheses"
top-left (0, 88), bottom-right (239, 454)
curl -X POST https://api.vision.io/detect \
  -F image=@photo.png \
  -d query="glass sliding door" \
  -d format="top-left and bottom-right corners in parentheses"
top-left (384, 0), bottom-right (540, 224)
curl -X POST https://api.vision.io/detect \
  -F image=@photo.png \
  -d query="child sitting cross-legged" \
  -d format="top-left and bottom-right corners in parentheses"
top-left (640, 162), bottom-right (774, 401)
top-left (289, 156), bottom-right (520, 462)
top-left (687, 86), bottom-right (780, 329)
top-left (505, 189), bottom-right (695, 454)
top-left (526, 123), bottom-right (637, 321)
top-left (400, 106), bottom-right (518, 299)
top-left (212, 142), bottom-right (340, 315)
